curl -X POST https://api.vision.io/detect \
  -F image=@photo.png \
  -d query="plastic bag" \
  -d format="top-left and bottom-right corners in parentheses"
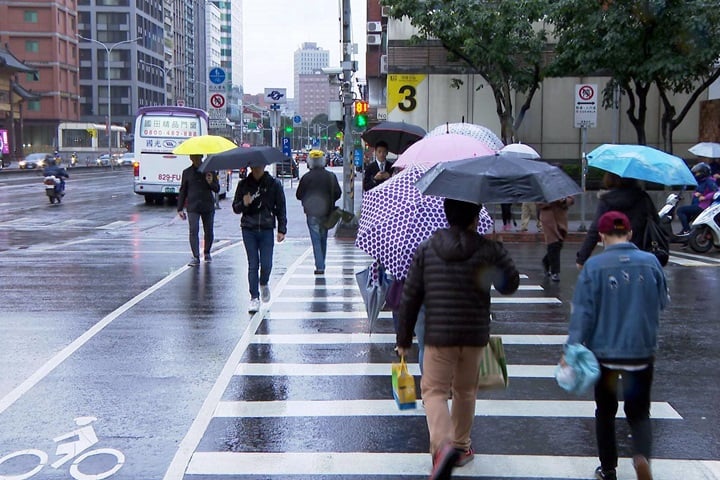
top-left (555, 343), bottom-right (600, 395)
top-left (391, 356), bottom-right (417, 410)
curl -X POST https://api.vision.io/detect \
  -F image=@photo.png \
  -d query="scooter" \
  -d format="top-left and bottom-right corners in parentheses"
top-left (70, 153), bottom-right (78, 168)
top-left (657, 192), bottom-right (688, 245)
top-left (688, 191), bottom-right (720, 253)
top-left (43, 175), bottom-right (65, 204)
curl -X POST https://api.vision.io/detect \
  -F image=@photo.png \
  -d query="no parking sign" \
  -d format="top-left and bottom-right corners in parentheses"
top-left (574, 84), bottom-right (598, 128)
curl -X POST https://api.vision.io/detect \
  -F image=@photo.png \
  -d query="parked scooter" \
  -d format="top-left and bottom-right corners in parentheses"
top-left (657, 192), bottom-right (688, 245)
top-left (688, 191), bottom-right (720, 253)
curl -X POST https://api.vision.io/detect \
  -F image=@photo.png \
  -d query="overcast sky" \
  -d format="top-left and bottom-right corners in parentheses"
top-left (242, 0), bottom-right (367, 97)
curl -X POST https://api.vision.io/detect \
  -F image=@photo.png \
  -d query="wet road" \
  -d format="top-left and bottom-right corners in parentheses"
top-left (0, 167), bottom-right (719, 479)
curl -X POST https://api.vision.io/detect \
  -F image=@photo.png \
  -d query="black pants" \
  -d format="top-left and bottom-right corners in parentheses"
top-left (595, 363), bottom-right (654, 472)
top-left (542, 240), bottom-right (563, 274)
top-left (187, 210), bottom-right (215, 258)
top-left (500, 203), bottom-right (513, 225)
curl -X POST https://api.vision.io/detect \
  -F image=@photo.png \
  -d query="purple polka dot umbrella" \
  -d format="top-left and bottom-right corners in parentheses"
top-left (356, 164), bottom-right (493, 280)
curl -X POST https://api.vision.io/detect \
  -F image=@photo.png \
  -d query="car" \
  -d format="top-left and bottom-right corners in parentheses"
top-left (276, 156), bottom-right (299, 179)
top-left (115, 152), bottom-right (135, 166)
top-left (19, 153), bottom-right (53, 169)
top-left (95, 153), bottom-right (119, 166)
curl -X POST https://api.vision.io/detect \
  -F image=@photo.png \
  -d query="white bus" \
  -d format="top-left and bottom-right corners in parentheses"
top-left (57, 122), bottom-right (126, 163)
top-left (133, 106), bottom-right (228, 204)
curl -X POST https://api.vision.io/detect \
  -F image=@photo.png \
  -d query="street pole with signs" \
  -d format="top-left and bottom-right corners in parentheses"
top-left (574, 83), bottom-right (598, 232)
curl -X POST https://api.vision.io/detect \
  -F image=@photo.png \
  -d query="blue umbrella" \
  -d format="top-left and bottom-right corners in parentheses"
top-left (587, 144), bottom-right (697, 187)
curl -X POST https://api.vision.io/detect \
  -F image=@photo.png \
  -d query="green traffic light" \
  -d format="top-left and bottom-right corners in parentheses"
top-left (285, 126), bottom-right (293, 133)
top-left (355, 114), bottom-right (367, 128)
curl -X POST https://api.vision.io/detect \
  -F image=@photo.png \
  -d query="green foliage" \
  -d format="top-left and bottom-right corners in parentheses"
top-left (381, 0), bottom-right (550, 142)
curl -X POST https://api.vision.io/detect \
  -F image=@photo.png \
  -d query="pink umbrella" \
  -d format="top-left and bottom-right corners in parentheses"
top-left (392, 133), bottom-right (495, 169)
top-left (427, 123), bottom-right (504, 151)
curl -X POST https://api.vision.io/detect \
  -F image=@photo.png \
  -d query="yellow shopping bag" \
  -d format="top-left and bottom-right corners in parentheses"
top-left (391, 356), bottom-right (417, 410)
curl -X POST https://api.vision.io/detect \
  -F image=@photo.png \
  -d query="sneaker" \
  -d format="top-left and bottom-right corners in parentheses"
top-left (549, 273), bottom-right (560, 282)
top-left (187, 256), bottom-right (200, 266)
top-left (204, 253), bottom-right (212, 262)
top-left (260, 284), bottom-right (271, 303)
top-left (248, 298), bottom-right (260, 313)
top-left (429, 442), bottom-right (459, 480)
top-left (455, 446), bottom-right (474, 467)
top-left (633, 455), bottom-right (653, 480)
top-left (314, 269), bottom-right (324, 275)
top-left (502, 224), bottom-right (511, 232)
top-left (595, 466), bottom-right (617, 480)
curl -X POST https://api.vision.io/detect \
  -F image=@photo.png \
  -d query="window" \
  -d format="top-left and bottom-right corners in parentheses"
top-left (26, 73), bottom-right (38, 82)
top-left (23, 11), bottom-right (38, 23)
top-left (25, 41), bottom-right (39, 53)
top-left (27, 100), bottom-right (41, 111)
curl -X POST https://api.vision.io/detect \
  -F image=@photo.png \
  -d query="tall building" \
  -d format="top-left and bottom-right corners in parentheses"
top-left (0, 0), bottom-right (79, 150)
top-left (210, 1), bottom-right (243, 122)
top-left (293, 43), bottom-right (330, 121)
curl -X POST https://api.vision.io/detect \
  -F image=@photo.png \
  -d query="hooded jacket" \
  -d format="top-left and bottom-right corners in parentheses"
top-left (396, 227), bottom-right (520, 349)
top-left (232, 172), bottom-right (287, 234)
top-left (177, 165), bottom-right (219, 213)
top-left (576, 186), bottom-right (658, 265)
top-left (296, 168), bottom-right (341, 217)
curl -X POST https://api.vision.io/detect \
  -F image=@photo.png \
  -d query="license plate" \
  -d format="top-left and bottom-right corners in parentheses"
top-left (163, 187), bottom-right (176, 193)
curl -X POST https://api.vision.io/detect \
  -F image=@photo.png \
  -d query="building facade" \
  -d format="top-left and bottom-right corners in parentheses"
top-left (0, 0), bottom-right (80, 152)
top-left (293, 43), bottom-right (330, 121)
top-left (210, 1), bottom-right (242, 122)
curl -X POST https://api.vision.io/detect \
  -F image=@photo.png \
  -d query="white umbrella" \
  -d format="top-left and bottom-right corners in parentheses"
top-left (499, 143), bottom-right (541, 159)
top-left (688, 142), bottom-right (720, 158)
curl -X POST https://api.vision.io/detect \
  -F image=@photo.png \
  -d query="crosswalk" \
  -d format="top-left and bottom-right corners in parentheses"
top-left (169, 242), bottom-right (720, 480)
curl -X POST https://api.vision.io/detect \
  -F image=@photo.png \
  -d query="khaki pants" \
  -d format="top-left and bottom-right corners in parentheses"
top-left (421, 345), bottom-right (485, 455)
top-left (520, 202), bottom-right (541, 230)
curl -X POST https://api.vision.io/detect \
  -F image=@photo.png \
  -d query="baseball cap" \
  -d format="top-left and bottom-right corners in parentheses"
top-left (597, 210), bottom-right (631, 234)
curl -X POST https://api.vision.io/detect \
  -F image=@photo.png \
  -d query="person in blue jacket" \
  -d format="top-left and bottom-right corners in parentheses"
top-left (566, 210), bottom-right (669, 480)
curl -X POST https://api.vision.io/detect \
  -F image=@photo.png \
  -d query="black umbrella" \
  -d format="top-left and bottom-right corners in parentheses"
top-left (198, 146), bottom-right (286, 173)
top-left (415, 155), bottom-right (582, 204)
top-left (361, 121), bottom-right (426, 154)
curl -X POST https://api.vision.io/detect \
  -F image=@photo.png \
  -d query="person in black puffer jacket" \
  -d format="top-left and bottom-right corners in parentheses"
top-left (396, 198), bottom-right (519, 475)
top-left (232, 165), bottom-right (287, 313)
top-left (576, 173), bottom-right (659, 268)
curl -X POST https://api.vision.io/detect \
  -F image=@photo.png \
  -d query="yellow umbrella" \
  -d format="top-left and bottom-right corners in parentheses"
top-left (172, 135), bottom-right (237, 155)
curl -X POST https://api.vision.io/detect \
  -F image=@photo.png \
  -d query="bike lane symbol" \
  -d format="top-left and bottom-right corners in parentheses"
top-left (0, 417), bottom-right (124, 480)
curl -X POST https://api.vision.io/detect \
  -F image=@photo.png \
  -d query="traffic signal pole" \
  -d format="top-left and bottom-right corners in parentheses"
top-left (336, 0), bottom-right (359, 238)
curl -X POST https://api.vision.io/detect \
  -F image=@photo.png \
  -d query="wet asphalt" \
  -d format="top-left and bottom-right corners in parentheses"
top-left (0, 166), bottom-right (719, 479)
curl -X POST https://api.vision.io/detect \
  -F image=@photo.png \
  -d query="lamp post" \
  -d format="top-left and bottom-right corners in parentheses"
top-left (138, 60), bottom-right (192, 105)
top-left (77, 34), bottom-right (141, 163)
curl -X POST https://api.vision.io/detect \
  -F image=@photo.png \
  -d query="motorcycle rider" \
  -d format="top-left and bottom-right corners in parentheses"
top-left (43, 156), bottom-right (69, 196)
top-left (677, 162), bottom-right (719, 235)
top-left (70, 151), bottom-right (78, 167)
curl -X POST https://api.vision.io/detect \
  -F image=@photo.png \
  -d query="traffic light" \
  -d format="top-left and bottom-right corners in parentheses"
top-left (354, 100), bottom-right (369, 128)
top-left (284, 125), bottom-right (293, 134)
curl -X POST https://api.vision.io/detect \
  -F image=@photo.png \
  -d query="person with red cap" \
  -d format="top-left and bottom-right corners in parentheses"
top-left (565, 211), bottom-right (669, 480)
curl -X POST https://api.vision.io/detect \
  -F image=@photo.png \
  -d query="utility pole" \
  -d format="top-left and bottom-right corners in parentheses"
top-left (336, 0), bottom-right (359, 237)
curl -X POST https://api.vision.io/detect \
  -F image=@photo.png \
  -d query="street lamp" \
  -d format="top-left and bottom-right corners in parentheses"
top-left (77, 34), bottom-right (141, 161)
top-left (138, 60), bottom-right (192, 105)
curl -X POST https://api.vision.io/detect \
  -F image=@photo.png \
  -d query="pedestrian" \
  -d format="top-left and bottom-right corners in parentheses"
top-left (177, 154), bottom-right (220, 266)
top-left (296, 149), bottom-right (341, 275)
top-left (500, 203), bottom-right (513, 231)
top-left (519, 202), bottom-right (542, 232)
top-left (576, 172), bottom-right (658, 268)
top-left (363, 141), bottom-right (394, 192)
top-left (397, 198), bottom-right (520, 478)
top-left (676, 162), bottom-right (718, 234)
top-left (232, 164), bottom-right (287, 314)
top-left (564, 210), bottom-right (669, 480)
top-left (538, 196), bottom-right (574, 281)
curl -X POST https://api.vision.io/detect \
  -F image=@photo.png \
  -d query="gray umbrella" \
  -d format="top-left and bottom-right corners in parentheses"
top-left (361, 121), bottom-right (426, 154)
top-left (198, 146), bottom-right (286, 173)
top-left (415, 155), bottom-right (582, 204)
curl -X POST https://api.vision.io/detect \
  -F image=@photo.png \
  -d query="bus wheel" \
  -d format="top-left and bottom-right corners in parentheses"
top-left (144, 195), bottom-right (154, 204)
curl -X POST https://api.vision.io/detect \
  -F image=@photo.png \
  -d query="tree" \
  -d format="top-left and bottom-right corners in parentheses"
top-left (381, 0), bottom-right (549, 144)
top-left (548, 0), bottom-right (720, 150)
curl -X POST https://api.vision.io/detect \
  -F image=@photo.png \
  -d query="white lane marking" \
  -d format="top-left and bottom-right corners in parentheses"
top-left (186, 452), bottom-right (720, 478)
top-left (251, 333), bottom-right (566, 345)
top-left (668, 257), bottom-right (718, 267)
top-left (670, 250), bottom-right (720, 264)
top-left (271, 296), bottom-right (560, 304)
top-left (281, 284), bottom-right (545, 291)
top-left (213, 399), bottom-right (681, 419)
top-left (235, 362), bottom-right (556, 378)
top-left (0, 241), bottom-right (238, 415)
top-left (161, 246), bottom-right (314, 480)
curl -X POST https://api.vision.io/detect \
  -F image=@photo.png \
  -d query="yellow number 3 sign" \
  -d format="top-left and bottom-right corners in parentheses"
top-left (387, 74), bottom-right (427, 115)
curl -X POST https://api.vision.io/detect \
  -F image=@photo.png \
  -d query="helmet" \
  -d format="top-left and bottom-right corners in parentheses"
top-left (691, 162), bottom-right (711, 179)
top-left (307, 149), bottom-right (326, 169)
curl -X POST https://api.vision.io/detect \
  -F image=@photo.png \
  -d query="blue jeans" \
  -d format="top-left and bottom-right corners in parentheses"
top-left (677, 204), bottom-right (702, 231)
top-left (242, 228), bottom-right (274, 299)
top-left (306, 216), bottom-right (328, 271)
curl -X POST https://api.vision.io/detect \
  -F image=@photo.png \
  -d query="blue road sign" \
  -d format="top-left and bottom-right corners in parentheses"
top-left (209, 67), bottom-right (226, 85)
top-left (293, 115), bottom-right (302, 124)
top-left (282, 137), bottom-right (291, 157)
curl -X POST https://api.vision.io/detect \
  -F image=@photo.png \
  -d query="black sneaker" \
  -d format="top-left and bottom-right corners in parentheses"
top-left (595, 466), bottom-right (617, 480)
